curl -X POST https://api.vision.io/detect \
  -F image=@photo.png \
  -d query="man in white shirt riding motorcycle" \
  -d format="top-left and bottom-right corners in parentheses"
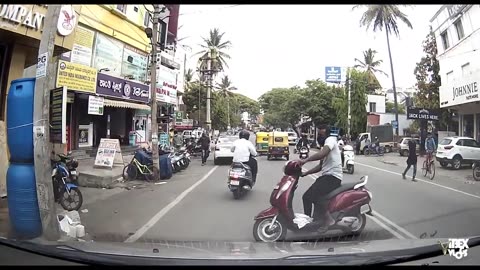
top-left (296, 124), bottom-right (343, 231)
top-left (231, 130), bottom-right (258, 183)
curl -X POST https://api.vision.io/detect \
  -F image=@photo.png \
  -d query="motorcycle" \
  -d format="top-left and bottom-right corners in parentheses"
top-left (342, 145), bottom-right (355, 174)
top-left (298, 146), bottom-right (309, 159)
top-left (51, 154), bottom-right (83, 211)
top-left (253, 161), bottom-right (373, 242)
top-left (364, 143), bottom-right (384, 156)
top-left (186, 140), bottom-right (202, 157)
top-left (473, 161), bottom-right (480, 181)
top-left (228, 159), bottom-right (256, 200)
top-left (178, 147), bottom-right (191, 170)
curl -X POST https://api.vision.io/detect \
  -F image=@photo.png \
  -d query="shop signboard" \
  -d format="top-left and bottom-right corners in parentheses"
top-left (49, 86), bottom-right (67, 144)
top-left (93, 32), bottom-right (124, 76)
top-left (96, 73), bottom-right (150, 103)
top-left (156, 64), bottom-right (178, 105)
top-left (94, 138), bottom-right (124, 169)
top-left (88, 95), bottom-right (104, 115)
top-left (440, 75), bottom-right (479, 108)
top-left (407, 107), bottom-right (440, 121)
top-left (122, 44), bottom-right (148, 82)
top-left (70, 25), bottom-right (95, 66)
top-left (174, 111), bottom-right (183, 123)
top-left (56, 60), bottom-right (97, 93)
top-left (175, 119), bottom-right (193, 130)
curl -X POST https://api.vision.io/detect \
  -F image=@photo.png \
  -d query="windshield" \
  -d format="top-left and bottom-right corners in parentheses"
top-left (2, 3), bottom-right (479, 265)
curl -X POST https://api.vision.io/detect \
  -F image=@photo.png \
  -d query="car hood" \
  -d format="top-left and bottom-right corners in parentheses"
top-left (16, 236), bottom-right (479, 264)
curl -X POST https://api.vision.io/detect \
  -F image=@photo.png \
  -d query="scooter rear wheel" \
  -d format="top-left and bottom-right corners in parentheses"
top-left (253, 217), bottom-right (287, 242)
top-left (341, 214), bottom-right (366, 236)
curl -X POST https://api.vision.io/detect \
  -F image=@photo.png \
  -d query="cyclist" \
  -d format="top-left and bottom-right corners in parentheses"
top-left (425, 132), bottom-right (436, 162)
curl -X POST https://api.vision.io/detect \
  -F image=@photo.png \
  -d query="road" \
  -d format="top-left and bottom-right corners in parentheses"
top-left (78, 139), bottom-right (480, 245)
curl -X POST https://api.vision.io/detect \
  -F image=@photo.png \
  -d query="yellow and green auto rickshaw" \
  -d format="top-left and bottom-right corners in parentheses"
top-left (255, 132), bottom-right (269, 156)
top-left (267, 131), bottom-right (290, 160)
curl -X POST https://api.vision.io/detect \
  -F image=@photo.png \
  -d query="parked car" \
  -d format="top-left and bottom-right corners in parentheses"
top-left (287, 132), bottom-right (298, 145)
top-left (398, 137), bottom-right (420, 156)
top-left (436, 136), bottom-right (480, 170)
top-left (213, 136), bottom-right (237, 165)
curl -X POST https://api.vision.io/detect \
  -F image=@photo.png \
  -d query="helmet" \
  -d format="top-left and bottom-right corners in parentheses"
top-left (284, 160), bottom-right (302, 176)
top-left (239, 129), bottom-right (250, 140)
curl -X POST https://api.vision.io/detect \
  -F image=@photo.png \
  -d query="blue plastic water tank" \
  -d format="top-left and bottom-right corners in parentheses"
top-left (7, 78), bottom-right (35, 163)
top-left (7, 163), bottom-right (42, 239)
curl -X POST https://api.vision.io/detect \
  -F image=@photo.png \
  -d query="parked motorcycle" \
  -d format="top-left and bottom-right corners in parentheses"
top-left (298, 146), bottom-right (309, 159)
top-left (364, 143), bottom-right (385, 156)
top-left (342, 145), bottom-right (355, 174)
top-left (473, 161), bottom-right (480, 181)
top-left (51, 153), bottom-right (83, 211)
top-left (186, 139), bottom-right (202, 157)
top-left (228, 160), bottom-right (255, 200)
top-left (253, 161), bottom-right (372, 242)
top-left (178, 147), bottom-right (191, 170)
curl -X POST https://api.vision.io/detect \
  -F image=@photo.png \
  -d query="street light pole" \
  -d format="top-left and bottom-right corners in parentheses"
top-left (206, 52), bottom-right (212, 131)
top-left (149, 5), bottom-right (161, 175)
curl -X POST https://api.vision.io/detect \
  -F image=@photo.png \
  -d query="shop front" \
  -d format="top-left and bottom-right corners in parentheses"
top-left (440, 72), bottom-right (480, 141)
top-left (94, 72), bottom-right (150, 147)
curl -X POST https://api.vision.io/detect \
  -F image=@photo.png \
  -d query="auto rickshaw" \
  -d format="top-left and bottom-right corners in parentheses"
top-left (255, 132), bottom-right (269, 156)
top-left (267, 132), bottom-right (290, 160)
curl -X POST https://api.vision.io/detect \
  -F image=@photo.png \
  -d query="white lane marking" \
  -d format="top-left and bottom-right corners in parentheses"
top-left (367, 215), bottom-right (406, 239)
top-left (307, 174), bottom-right (415, 240)
top-left (124, 166), bottom-right (219, 243)
top-left (356, 162), bottom-right (480, 200)
top-left (371, 210), bottom-right (418, 239)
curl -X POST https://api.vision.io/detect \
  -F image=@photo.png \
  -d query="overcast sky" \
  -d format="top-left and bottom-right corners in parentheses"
top-left (177, 4), bottom-right (442, 100)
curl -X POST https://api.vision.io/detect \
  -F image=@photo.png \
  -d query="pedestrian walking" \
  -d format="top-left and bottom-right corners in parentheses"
top-left (198, 132), bottom-right (211, 165)
top-left (402, 139), bottom-right (418, 182)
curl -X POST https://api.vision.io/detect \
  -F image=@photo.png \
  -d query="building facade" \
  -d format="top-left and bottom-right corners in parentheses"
top-left (431, 5), bottom-right (480, 140)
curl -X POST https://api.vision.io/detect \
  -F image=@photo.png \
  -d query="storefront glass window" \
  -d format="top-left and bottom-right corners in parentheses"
top-left (476, 114), bottom-right (480, 143)
top-left (463, 114), bottom-right (474, 138)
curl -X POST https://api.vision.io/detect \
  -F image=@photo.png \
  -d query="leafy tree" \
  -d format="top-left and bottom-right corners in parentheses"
top-left (302, 79), bottom-right (339, 127)
top-left (347, 69), bottom-right (368, 136)
top-left (354, 48), bottom-right (386, 94)
top-left (413, 26), bottom-right (454, 131)
top-left (354, 4), bottom-right (413, 136)
top-left (386, 101), bottom-right (405, 114)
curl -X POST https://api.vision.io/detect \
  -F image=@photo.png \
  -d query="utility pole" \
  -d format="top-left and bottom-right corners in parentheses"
top-left (149, 5), bottom-right (161, 175)
top-left (346, 69), bottom-right (352, 136)
top-left (205, 52), bottom-right (212, 132)
top-left (33, 5), bottom-right (61, 240)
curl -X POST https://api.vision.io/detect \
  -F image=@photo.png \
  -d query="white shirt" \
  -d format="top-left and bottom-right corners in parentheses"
top-left (231, 138), bottom-right (257, 162)
top-left (321, 136), bottom-right (343, 181)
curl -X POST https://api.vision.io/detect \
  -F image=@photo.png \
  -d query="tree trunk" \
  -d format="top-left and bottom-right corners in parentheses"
top-left (385, 30), bottom-right (400, 137)
top-left (227, 96), bottom-right (230, 128)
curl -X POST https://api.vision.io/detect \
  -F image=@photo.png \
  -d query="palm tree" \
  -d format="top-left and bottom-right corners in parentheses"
top-left (354, 48), bottom-right (387, 94)
top-left (353, 5), bottom-right (413, 136)
top-left (195, 28), bottom-right (232, 130)
top-left (196, 28), bottom-right (232, 77)
top-left (217, 75), bottom-right (237, 128)
top-left (184, 68), bottom-right (194, 92)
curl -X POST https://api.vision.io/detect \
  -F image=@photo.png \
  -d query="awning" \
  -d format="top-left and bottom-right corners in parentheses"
top-left (103, 98), bottom-right (151, 111)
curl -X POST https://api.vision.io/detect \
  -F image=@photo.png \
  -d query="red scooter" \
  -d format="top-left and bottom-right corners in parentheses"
top-left (253, 161), bottom-right (373, 242)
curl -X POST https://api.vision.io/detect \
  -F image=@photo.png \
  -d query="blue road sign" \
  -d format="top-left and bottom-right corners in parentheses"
top-left (325, 66), bottom-right (342, 83)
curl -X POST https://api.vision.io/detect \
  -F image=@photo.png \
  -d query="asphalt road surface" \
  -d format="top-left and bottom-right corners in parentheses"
top-left (79, 138), bottom-right (480, 245)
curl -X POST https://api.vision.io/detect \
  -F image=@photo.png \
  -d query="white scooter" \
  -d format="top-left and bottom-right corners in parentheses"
top-left (342, 145), bottom-right (355, 174)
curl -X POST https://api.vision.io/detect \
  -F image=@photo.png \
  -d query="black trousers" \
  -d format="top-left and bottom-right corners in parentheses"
top-left (242, 156), bottom-right (258, 183)
top-left (303, 175), bottom-right (342, 220)
top-left (201, 149), bottom-right (210, 163)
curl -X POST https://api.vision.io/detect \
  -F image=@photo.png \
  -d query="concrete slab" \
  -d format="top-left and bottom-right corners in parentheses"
top-left (77, 155), bottom-right (134, 189)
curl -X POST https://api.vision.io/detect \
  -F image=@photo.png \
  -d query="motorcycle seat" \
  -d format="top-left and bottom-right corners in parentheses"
top-left (232, 162), bottom-right (250, 170)
top-left (324, 181), bottom-right (362, 200)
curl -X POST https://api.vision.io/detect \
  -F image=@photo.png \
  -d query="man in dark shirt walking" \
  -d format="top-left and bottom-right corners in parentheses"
top-left (198, 132), bottom-right (211, 165)
top-left (402, 139), bottom-right (418, 182)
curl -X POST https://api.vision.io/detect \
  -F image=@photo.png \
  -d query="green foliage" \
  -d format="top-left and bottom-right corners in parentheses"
top-left (386, 101), bottom-right (405, 114)
top-left (348, 69), bottom-right (368, 136)
top-left (413, 26), bottom-right (454, 130)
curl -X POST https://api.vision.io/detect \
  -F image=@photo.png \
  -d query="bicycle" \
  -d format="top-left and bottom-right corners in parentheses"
top-left (422, 151), bottom-right (435, 180)
top-left (123, 157), bottom-right (159, 182)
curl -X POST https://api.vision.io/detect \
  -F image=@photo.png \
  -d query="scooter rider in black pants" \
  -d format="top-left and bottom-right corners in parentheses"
top-left (296, 124), bottom-right (343, 231)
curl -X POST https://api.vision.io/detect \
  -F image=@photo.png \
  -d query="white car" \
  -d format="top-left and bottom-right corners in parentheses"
top-left (436, 136), bottom-right (480, 170)
top-left (213, 136), bottom-right (237, 165)
top-left (287, 132), bottom-right (298, 145)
